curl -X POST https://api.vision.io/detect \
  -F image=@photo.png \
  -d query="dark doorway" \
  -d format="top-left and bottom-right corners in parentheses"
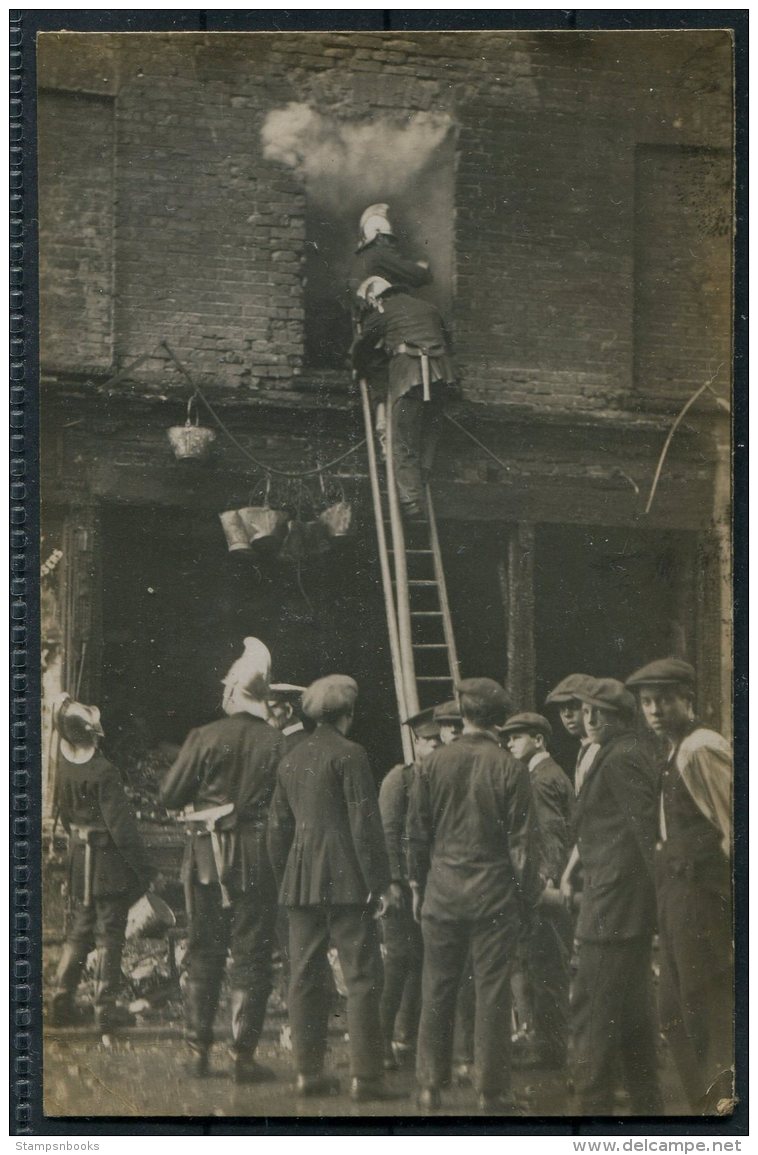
top-left (534, 523), bottom-right (696, 771)
top-left (99, 503), bottom-right (400, 781)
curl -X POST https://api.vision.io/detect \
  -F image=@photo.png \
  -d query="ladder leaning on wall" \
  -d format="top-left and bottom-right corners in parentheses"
top-left (360, 380), bottom-right (461, 764)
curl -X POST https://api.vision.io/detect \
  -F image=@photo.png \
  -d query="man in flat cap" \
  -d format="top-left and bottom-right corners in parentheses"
top-left (501, 712), bottom-right (575, 1071)
top-left (267, 683), bottom-right (309, 755)
top-left (161, 638), bottom-right (282, 1083)
top-left (433, 698), bottom-right (463, 746)
top-left (544, 673), bottom-right (599, 791)
top-left (50, 696), bottom-right (156, 1032)
top-left (378, 707), bottom-right (441, 1070)
top-left (559, 678), bottom-right (662, 1115)
top-left (627, 659), bottom-right (733, 1113)
top-left (267, 674), bottom-right (403, 1102)
top-left (407, 678), bottom-right (541, 1113)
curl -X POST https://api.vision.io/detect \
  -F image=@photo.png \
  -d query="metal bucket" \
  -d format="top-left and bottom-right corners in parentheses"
top-left (237, 506), bottom-right (288, 543)
top-left (319, 500), bottom-right (354, 538)
top-left (126, 892), bottom-right (177, 940)
top-left (168, 421), bottom-right (216, 460)
top-left (219, 510), bottom-right (252, 552)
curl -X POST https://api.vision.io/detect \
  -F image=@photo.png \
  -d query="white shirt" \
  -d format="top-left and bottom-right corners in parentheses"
top-left (574, 740), bottom-right (600, 795)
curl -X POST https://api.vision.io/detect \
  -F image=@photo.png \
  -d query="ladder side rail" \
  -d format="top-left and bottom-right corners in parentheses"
top-left (360, 381), bottom-right (414, 764)
top-left (385, 394), bottom-right (420, 721)
top-left (425, 483), bottom-right (461, 686)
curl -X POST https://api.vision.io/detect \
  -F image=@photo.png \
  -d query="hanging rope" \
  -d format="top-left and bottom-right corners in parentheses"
top-left (444, 412), bottom-right (513, 476)
top-left (160, 341), bottom-right (366, 479)
top-left (644, 367), bottom-right (727, 515)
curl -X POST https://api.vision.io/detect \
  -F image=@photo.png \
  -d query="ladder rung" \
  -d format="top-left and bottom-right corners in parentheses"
top-left (408, 580), bottom-right (438, 587)
top-left (411, 611), bottom-right (443, 616)
top-left (413, 643), bottom-right (448, 649)
top-left (388, 549), bottom-right (432, 555)
top-left (417, 676), bottom-right (453, 682)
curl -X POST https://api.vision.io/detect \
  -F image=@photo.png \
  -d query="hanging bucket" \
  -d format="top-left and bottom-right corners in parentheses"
top-left (237, 506), bottom-right (288, 543)
top-left (167, 396), bottom-right (216, 461)
top-left (126, 892), bottom-right (177, 941)
top-left (319, 500), bottom-right (354, 538)
top-left (219, 509), bottom-right (251, 552)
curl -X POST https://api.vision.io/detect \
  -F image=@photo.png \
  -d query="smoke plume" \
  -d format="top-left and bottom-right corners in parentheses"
top-left (261, 103), bottom-right (453, 209)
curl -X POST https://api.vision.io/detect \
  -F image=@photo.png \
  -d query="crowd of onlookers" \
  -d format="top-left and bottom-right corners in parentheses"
top-left (48, 641), bottom-right (733, 1117)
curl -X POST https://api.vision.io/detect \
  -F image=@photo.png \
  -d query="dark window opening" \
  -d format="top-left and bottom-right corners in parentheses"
top-left (303, 133), bottom-right (456, 371)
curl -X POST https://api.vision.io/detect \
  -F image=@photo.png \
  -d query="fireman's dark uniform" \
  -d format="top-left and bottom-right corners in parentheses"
top-left (160, 713), bottom-right (283, 1064)
top-left (52, 748), bottom-right (155, 1029)
top-left (352, 288), bottom-right (454, 516)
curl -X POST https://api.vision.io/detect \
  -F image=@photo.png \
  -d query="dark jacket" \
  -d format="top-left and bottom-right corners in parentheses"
top-left (378, 762), bottom-right (416, 882)
top-left (267, 723), bottom-right (391, 907)
top-left (529, 754), bottom-right (576, 884)
top-left (352, 290), bottom-right (454, 403)
top-left (407, 731), bottom-right (542, 922)
top-left (349, 234), bottom-right (433, 296)
top-left (58, 749), bottom-right (154, 900)
top-left (160, 712), bottom-right (283, 890)
top-left (574, 730), bottom-right (658, 942)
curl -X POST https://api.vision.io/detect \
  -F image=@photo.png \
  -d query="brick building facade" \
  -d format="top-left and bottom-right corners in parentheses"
top-left (38, 30), bottom-right (733, 806)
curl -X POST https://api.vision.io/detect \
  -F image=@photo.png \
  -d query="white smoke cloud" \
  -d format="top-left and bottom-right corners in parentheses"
top-left (261, 102), bottom-right (453, 208)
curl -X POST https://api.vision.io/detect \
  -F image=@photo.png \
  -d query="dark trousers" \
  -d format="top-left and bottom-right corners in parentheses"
top-left (54, 895), bottom-right (131, 1021)
top-left (572, 936), bottom-right (662, 1114)
top-left (529, 905), bottom-right (571, 1064)
top-left (656, 854), bottom-right (734, 1112)
top-left (417, 912), bottom-right (517, 1098)
top-left (380, 902), bottom-right (423, 1049)
top-left (185, 879), bottom-right (276, 1054)
top-left (288, 904), bottom-right (384, 1080)
top-left (390, 386), bottom-right (445, 510)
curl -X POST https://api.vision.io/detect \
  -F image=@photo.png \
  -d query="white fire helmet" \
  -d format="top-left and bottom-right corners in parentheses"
top-left (356, 276), bottom-right (392, 305)
top-left (222, 637), bottom-right (272, 701)
top-left (359, 203), bottom-right (393, 244)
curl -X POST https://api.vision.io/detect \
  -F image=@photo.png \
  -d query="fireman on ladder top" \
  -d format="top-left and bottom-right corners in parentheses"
top-left (352, 274), bottom-right (454, 523)
top-left (350, 203), bottom-right (433, 298)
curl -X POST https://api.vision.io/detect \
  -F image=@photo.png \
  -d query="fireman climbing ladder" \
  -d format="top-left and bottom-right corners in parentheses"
top-left (360, 381), bottom-right (460, 764)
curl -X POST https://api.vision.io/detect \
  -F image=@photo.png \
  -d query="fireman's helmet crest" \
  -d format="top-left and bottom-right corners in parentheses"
top-left (359, 203), bottom-right (392, 244)
top-left (356, 275), bottom-right (392, 304)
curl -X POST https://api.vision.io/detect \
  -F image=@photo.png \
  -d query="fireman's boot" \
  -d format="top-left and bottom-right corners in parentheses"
top-left (229, 989), bottom-right (276, 1084)
top-left (50, 943), bottom-right (90, 1027)
top-left (93, 946), bottom-right (134, 1033)
top-left (183, 977), bottom-right (219, 1077)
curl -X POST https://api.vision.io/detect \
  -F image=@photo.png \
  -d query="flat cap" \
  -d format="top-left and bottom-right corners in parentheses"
top-left (403, 706), bottom-right (441, 740)
top-left (456, 677), bottom-right (511, 726)
top-left (268, 682), bottom-right (307, 702)
top-left (576, 677), bottom-right (636, 717)
top-left (626, 659), bottom-right (696, 689)
top-left (499, 712), bottom-right (553, 740)
top-left (545, 673), bottom-right (595, 706)
top-left (433, 698), bottom-right (461, 724)
top-left (302, 675), bottom-right (359, 721)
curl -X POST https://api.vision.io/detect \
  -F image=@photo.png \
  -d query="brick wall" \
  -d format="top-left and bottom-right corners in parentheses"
top-left (37, 29), bottom-right (733, 412)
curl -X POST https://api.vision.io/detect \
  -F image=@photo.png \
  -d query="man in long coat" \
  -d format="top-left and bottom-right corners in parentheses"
top-left (160, 637), bottom-right (282, 1083)
top-left (267, 674), bottom-right (403, 1102)
top-left (560, 677), bottom-right (662, 1115)
top-left (627, 658), bottom-right (733, 1114)
top-left (407, 678), bottom-right (541, 1113)
top-left (501, 711), bottom-right (575, 1070)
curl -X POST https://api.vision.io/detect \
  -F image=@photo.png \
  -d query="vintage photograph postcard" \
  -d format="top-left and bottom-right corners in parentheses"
top-left (22, 13), bottom-right (744, 1133)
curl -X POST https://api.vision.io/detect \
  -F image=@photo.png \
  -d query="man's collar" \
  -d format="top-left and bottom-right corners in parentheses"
top-left (461, 727), bottom-right (501, 745)
top-left (528, 750), bottom-right (551, 773)
top-left (283, 721), bottom-right (304, 737)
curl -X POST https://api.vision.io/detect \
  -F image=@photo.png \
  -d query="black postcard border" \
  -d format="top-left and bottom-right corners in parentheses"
top-left (11, 7), bottom-right (748, 1137)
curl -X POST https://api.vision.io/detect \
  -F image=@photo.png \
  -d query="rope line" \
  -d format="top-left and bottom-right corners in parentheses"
top-left (161, 341), bottom-right (366, 479)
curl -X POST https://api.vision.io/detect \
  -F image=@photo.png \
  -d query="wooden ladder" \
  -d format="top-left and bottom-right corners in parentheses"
top-left (360, 380), bottom-right (461, 763)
